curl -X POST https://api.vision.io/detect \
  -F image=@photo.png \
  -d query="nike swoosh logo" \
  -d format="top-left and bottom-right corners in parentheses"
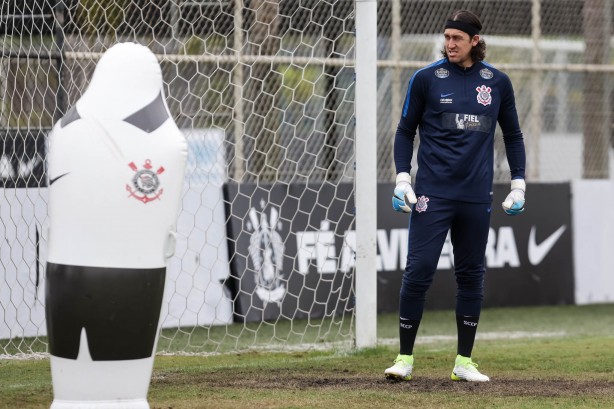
top-left (440, 93), bottom-right (454, 98)
top-left (528, 225), bottom-right (566, 266)
top-left (49, 172), bottom-right (70, 185)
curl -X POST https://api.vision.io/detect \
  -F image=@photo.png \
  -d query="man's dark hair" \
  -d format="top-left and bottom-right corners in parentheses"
top-left (441, 10), bottom-right (486, 62)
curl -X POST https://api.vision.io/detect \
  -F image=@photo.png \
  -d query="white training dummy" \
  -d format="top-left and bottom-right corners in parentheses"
top-left (46, 42), bottom-right (187, 409)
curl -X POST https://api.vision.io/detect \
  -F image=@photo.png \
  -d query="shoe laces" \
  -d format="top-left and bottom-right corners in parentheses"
top-left (394, 355), bottom-right (413, 366)
top-left (460, 360), bottom-right (479, 371)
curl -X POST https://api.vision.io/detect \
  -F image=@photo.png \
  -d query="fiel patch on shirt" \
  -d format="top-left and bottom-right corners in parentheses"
top-left (415, 195), bottom-right (429, 213)
top-left (476, 85), bottom-right (492, 106)
top-left (442, 112), bottom-right (493, 133)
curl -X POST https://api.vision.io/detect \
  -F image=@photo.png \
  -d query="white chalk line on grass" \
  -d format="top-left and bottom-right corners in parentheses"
top-left (379, 330), bottom-right (566, 346)
top-left (199, 331), bottom-right (567, 354)
top-left (0, 331), bottom-right (566, 359)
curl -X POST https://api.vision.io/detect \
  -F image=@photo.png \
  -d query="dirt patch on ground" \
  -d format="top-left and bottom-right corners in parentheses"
top-left (152, 368), bottom-right (614, 398)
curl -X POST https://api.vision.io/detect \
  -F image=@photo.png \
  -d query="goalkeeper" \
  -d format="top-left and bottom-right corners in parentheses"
top-left (385, 9), bottom-right (526, 382)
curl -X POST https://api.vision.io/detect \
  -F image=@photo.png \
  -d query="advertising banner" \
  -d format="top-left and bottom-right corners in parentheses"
top-left (225, 182), bottom-right (574, 320)
top-left (157, 128), bottom-right (233, 328)
top-left (377, 183), bottom-right (575, 312)
top-left (0, 129), bottom-right (48, 339)
top-left (224, 182), bottom-right (355, 322)
top-left (0, 128), bottom-right (46, 188)
top-left (571, 180), bottom-right (614, 304)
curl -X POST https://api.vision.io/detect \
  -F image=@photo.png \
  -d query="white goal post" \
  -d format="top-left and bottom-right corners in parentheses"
top-left (354, 0), bottom-right (377, 349)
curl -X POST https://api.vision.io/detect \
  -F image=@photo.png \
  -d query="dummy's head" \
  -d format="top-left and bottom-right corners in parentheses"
top-left (77, 42), bottom-right (164, 120)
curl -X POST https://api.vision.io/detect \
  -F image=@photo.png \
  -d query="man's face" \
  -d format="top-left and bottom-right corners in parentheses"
top-left (444, 28), bottom-right (479, 67)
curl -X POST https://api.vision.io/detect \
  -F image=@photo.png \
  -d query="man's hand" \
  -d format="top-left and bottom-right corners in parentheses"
top-left (392, 172), bottom-right (417, 213)
top-left (502, 179), bottom-right (526, 215)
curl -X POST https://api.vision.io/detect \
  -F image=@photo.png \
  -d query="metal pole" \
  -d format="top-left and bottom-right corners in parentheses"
top-left (53, 1), bottom-right (67, 122)
top-left (390, 0), bottom-right (401, 180)
top-left (529, 0), bottom-right (542, 180)
top-left (354, 0), bottom-right (377, 349)
top-left (233, 0), bottom-right (245, 181)
top-left (169, 0), bottom-right (181, 53)
top-left (0, 48), bottom-right (7, 127)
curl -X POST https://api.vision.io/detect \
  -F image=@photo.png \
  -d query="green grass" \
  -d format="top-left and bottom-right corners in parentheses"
top-left (2, 304), bottom-right (614, 408)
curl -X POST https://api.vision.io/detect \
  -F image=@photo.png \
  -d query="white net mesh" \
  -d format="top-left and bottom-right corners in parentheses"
top-left (1, 0), bottom-right (358, 357)
top-left (1, 0), bottom-right (613, 357)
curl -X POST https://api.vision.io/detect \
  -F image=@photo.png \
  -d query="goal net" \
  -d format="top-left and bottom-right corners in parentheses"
top-left (2, 0), bottom-right (359, 357)
top-left (1, 0), bottom-right (613, 357)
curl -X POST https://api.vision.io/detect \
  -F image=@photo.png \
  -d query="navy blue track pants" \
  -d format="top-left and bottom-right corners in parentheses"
top-left (399, 195), bottom-right (492, 320)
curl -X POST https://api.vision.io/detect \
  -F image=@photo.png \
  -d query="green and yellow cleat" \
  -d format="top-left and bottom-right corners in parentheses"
top-left (451, 355), bottom-right (490, 382)
top-left (384, 354), bottom-right (414, 381)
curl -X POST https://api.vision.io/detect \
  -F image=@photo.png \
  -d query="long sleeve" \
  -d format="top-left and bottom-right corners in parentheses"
top-left (394, 71), bottom-right (426, 174)
top-left (498, 75), bottom-right (526, 180)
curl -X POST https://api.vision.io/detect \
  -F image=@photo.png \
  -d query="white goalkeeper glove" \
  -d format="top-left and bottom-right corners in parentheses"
top-left (502, 179), bottom-right (526, 216)
top-left (392, 172), bottom-right (417, 213)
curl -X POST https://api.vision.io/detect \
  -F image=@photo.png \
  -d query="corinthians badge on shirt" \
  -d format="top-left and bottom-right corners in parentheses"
top-left (126, 159), bottom-right (165, 203)
top-left (476, 85), bottom-right (492, 106)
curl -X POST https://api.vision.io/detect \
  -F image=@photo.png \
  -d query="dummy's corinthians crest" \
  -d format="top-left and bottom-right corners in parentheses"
top-left (247, 200), bottom-right (286, 304)
top-left (126, 159), bottom-right (165, 203)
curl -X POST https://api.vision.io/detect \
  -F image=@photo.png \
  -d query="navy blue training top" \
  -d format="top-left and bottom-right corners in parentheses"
top-left (394, 58), bottom-right (526, 203)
